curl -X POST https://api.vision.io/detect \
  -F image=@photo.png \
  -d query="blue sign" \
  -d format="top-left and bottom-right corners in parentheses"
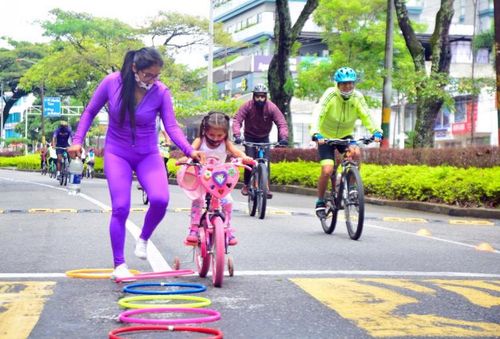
top-left (43, 97), bottom-right (61, 117)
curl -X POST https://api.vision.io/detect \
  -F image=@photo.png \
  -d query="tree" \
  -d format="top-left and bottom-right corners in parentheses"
top-left (268, 0), bottom-right (319, 145)
top-left (295, 0), bottom-right (414, 104)
top-left (394, 0), bottom-right (454, 148)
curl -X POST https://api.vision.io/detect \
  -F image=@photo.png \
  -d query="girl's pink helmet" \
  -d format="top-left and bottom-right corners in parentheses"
top-left (176, 165), bottom-right (205, 200)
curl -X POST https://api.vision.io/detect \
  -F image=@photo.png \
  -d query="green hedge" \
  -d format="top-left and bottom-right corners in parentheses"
top-left (2, 156), bottom-right (499, 208)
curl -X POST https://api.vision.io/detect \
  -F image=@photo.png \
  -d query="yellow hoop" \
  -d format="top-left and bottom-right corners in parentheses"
top-left (118, 295), bottom-right (211, 309)
top-left (65, 268), bottom-right (140, 279)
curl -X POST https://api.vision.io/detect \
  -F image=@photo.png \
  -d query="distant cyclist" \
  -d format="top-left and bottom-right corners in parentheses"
top-left (52, 120), bottom-right (73, 179)
top-left (310, 67), bottom-right (382, 218)
top-left (232, 83), bottom-right (288, 198)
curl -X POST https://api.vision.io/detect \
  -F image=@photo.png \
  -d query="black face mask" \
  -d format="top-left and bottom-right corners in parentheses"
top-left (205, 136), bottom-right (223, 148)
top-left (254, 100), bottom-right (266, 108)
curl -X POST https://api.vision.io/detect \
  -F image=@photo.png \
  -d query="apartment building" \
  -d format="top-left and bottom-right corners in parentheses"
top-left (211, 0), bottom-right (497, 147)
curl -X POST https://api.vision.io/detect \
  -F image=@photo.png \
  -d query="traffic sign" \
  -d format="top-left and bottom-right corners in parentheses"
top-left (43, 97), bottom-right (61, 117)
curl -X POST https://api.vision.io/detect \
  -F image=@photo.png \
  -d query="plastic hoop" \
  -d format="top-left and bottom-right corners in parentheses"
top-left (114, 269), bottom-right (194, 283)
top-left (123, 282), bottom-right (207, 295)
top-left (108, 325), bottom-right (223, 339)
top-left (118, 295), bottom-right (211, 309)
top-left (65, 268), bottom-right (140, 279)
top-left (118, 307), bottom-right (221, 325)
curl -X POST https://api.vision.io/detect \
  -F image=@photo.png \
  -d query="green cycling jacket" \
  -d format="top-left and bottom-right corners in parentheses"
top-left (310, 87), bottom-right (381, 139)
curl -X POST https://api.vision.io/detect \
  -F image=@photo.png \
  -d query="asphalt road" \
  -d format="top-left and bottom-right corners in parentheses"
top-left (0, 169), bottom-right (499, 338)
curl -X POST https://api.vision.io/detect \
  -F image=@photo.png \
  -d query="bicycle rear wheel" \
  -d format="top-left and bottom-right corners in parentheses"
top-left (321, 198), bottom-right (339, 234)
top-left (211, 216), bottom-right (225, 287)
top-left (343, 167), bottom-right (365, 240)
top-left (142, 190), bottom-right (149, 205)
top-left (247, 170), bottom-right (258, 217)
top-left (256, 163), bottom-right (267, 220)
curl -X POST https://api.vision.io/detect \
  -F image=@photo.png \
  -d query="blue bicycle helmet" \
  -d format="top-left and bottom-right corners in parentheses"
top-left (333, 67), bottom-right (357, 83)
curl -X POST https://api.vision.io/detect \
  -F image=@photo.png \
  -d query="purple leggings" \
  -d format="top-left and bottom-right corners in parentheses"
top-left (104, 149), bottom-right (169, 267)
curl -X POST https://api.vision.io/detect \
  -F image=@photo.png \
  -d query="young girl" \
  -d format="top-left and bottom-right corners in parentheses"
top-left (183, 111), bottom-right (253, 246)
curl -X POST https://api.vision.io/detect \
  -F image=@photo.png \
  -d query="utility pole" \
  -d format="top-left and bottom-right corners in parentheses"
top-left (495, 0), bottom-right (500, 145)
top-left (40, 80), bottom-right (45, 145)
top-left (207, 0), bottom-right (214, 99)
top-left (470, 0), bottom-right (478, 145)
top-left (381, 0), bottom-right (394, 148)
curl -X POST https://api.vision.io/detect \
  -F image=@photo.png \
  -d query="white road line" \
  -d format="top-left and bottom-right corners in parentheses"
top-left (0, 176), bottom-right (171, 272)
top-left (366, 223), bottom-right (500, 254)
top-left (0, 270), bottom-right (499, 279)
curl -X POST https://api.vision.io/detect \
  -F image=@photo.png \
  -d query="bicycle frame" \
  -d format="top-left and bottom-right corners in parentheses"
top-left (177, 157), bottom-right (250, 287)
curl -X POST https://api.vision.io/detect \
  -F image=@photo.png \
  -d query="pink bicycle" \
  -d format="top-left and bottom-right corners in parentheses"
top-left (177, 157), bottom-right (251, 287)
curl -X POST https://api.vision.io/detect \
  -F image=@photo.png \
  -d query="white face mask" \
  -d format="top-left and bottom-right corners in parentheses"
top-left (134, 73), bottom-right (154, 91)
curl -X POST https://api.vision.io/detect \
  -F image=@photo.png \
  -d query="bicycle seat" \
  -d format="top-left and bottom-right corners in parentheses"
top-left (199, 163), bottom-right (239, 199)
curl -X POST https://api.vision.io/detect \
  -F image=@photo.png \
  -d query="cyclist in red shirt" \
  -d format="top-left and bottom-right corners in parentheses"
top-left (232, 84), bottom-right (288, 198)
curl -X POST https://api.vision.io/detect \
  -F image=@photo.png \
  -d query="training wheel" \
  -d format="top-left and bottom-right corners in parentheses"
top-left (227, 257), bottom-right (234, 277)
top-left (173, 257), bottom-right (181, 270)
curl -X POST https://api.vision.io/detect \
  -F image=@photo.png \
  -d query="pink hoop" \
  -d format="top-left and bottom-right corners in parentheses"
top-left (115, 269), bottom-right (194, 283)
top-left (118, 307), bottom-right (221, 325)
top-left (109, 325), bottom-right (223, 339)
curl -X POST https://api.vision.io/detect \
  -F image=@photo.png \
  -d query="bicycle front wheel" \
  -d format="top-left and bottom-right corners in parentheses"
top-left (247, 170), bottom-right (258, 217)
top-left (256, 163), bottom-right (267, 220)
top-left (211, 216), bottom-right (225, 287)
top-left (343, 167), bottom-right (365, 240)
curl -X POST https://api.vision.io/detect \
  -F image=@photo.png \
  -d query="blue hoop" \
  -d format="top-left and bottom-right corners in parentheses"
top-left (123, 282), bottom-right (207, 295)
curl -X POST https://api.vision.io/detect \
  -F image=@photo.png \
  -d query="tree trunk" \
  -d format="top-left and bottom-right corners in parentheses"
top-left (395, 0), bottom-right (454, 148)
top-left (268, 0), bottom-right (318, 145)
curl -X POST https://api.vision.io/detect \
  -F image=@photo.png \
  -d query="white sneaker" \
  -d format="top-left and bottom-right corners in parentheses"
top-left (134, 238), bottom-right (148, 260)
top-left (111, 263), bottom-right (133, 280)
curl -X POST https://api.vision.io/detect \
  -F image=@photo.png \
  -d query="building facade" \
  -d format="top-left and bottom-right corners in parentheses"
top-left (211, 0), bottom-right (497, 147)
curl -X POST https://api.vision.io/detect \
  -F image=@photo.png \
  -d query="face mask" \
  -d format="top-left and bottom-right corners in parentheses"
top-left (255, 100), bottom-right (266, 108)
top-left (205, 135), bottom-right (224, 148)
top-left (134, 73), bottom-right (154, 91)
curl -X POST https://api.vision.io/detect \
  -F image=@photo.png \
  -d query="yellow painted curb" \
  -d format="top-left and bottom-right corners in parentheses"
top-left (475, 243), bottom-right (495, 252)
top-left (416, 228), bottom-right (432, 236)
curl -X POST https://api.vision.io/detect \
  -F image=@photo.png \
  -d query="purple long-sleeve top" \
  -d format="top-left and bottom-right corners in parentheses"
top-left (232, 100), bottom-right (289, 140)
top-left (73, 72), bottom-right (193, 157)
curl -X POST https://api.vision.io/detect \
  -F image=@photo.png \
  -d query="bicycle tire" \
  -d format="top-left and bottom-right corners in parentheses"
top-left (343, 166), bottom-right (365, 240)
top-left (247, 170), bottom-right (258, 216)
top-left (195, 226), bottom-right (210, 278)
top-left (142, 190), bottom-right (149, 205)
top-left (256, 163), bottom-right (267, 220)
top-left (211, 216), bottom-right (225, 287)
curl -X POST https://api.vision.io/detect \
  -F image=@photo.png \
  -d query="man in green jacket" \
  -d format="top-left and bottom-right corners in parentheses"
top-left (310, 67), bottom-right (383, 217)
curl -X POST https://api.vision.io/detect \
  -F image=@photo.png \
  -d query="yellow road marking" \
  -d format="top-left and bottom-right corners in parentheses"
top-left (0, 281), bottom-right (55, 339)
top-left (269, 210), bottom-right (291, 215)
top-left (28, 208), bottom-right (53, 213)
top-left (130, 208), bottom-right (147, 212)
top-left (174, 208), bottom-right (191, 212)
top-left (292, 278), bottom-right (500, 337)
top-left (449, 219), bottom-right (494, 226)
top-left (0, 209), bottom-right (3, 213)
top-left (383, 217), bottom-right (427, 223)
top-left (52, 208), bottom-right (77, 213)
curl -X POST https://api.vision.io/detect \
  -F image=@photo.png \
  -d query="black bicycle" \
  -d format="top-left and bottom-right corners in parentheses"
top-left (242, 141), bottom-right (279, 220)
top-left (56, 147), bottom-right (69, 186)
top-left (318, 137), bottom-right (373, 240)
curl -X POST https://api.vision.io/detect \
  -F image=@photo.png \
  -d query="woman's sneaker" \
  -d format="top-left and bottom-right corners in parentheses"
top-left (134, 238), bottom-right (148, 260)
top-left (185, 226), bottom-right (199, 245)
top-left (111, 264), bottom-right (133, 280)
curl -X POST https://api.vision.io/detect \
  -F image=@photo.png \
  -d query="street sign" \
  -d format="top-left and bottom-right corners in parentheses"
top-left (43, 97), bottom-right (61, 117)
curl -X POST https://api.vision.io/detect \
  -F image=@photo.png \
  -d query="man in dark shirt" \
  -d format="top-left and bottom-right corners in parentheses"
top-left (52, 120), bottom-right (73, 178)
top-left (232, 84), bottom-right (289, 198)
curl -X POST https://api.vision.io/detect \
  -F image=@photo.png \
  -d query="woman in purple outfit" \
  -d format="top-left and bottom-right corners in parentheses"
top-left (68, 47), bottom-right (204, 279)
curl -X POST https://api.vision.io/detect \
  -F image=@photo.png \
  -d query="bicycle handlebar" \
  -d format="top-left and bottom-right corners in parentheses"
top-left (175, 157), bottom-right (254, 171)
top-left (242, 141), bottom-right (280, 148)
top-left (323, 137), bottom-right (374, 146)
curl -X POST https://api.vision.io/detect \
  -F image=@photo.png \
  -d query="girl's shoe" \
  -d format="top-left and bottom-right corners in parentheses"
top-left (185, 226), bottom-right (199, 245)
top-left (227, 229), bottom-right (238, 246)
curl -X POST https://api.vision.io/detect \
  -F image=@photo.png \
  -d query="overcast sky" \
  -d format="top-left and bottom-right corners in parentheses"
top-left (0, 0), bottom-right (210, 68)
